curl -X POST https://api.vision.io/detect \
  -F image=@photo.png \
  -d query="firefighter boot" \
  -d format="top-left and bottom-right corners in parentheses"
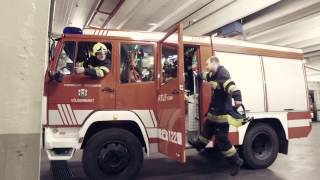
top-left (226, 153), bottom-right (244, 176)
top-left (188, 137), bottom-right (207, 151)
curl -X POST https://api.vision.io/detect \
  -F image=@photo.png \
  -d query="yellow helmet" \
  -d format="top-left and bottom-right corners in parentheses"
top-left (92, 42), bottom-right (109, 56)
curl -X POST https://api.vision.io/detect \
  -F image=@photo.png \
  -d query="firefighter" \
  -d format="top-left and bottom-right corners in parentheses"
top-left (75, 42), bottom-right (111, 78)
top-left (189, 56), bottom-right (244, 176)
top-left (128, 49), bottom-right (142, 83)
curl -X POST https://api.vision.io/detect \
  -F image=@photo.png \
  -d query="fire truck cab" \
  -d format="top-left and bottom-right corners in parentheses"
top-left (43, 25), bottom-right (312, 180)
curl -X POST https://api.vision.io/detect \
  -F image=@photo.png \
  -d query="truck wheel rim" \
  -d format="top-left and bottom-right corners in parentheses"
top-left (97, 142), bottom-right (130, 174)
top-left (252, 133), bottom-right (273, 160)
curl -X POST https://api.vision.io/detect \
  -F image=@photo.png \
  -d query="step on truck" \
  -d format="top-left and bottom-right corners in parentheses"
top-left (43, 24), bottom-right (312, 180)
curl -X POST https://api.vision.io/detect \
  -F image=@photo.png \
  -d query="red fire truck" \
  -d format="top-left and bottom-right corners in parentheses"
top-left (43, 25), bottom-right (312, 180)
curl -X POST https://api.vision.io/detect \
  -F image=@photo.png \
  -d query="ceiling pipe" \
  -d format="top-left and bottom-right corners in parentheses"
top-left (163, 0), bottom-right (235, 33)
top-left (166, 0), bottom-right (215, 31)
top-left (184, 0), bottom-right (236, 30)
top-left (114, 0), bottom-right (143, 29)
top-left (305, 65), bottom-right (320, 72)
top-left (84, 0), bottom-right (101, 27)
top-left (185, 0), bottom-right (280, 36)
top-left (48, 0), bottom-right (56, 36)
top-left (147, 0), bottom-right (198, 32)
top-left (243, 0), bottom-right (320, 36)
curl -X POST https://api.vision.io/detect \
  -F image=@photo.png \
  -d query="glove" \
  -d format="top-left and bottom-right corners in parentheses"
top-left (53, 71), bottom-right (64, 82)
top-left (242, 117), bottom-right (253, 125)
top-left (99, 66), bottom-right (110, 74)
top-left (230, 105), bottom-right (253, 127)
top-left (234, 101), bottom-right (242, 108)
top-left (94, 67), bottom-right (105, 78)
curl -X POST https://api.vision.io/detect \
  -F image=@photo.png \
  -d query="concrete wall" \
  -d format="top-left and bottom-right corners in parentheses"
top-left (0, 0), bottom-right (50, 179)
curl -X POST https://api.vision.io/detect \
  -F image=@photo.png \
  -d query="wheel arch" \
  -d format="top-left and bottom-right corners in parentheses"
top-left (78, 110), bottom-right (150, 155)
top-left (240, 118), bottom-right (288, 154)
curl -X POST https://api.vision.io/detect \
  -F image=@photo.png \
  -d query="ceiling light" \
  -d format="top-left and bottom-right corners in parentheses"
top-left (148, 23), bottom-right (157, 26)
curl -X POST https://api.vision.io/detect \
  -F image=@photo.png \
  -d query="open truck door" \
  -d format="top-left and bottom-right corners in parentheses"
top-left (157, 24), bottom-right (186, 163)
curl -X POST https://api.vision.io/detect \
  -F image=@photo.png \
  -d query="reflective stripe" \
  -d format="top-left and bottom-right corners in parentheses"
top-left (77, 62), bottom-right (84, 67)
top-left (199, 135), bottom-right (210, 144)
top-left (202, 72), bottom-right (208, 79)
top-left (223, 79), bottom-right (233, 89)
top-left (222, 146), bottom-right (237, 157)
top-left (95, 68), bottom-right (104, 78)
top-left (207, 113), bottom-right (228, 123)
top-left (100, 66), bottom-right (109, 73)
top-left (207, 113), bottom-right (243, 127)
top-left (227, 84), bottom-right (239, 94)
top-left (209, 81), bottom-right (220, 90)
top-left (228, 116), bottom-right (243, 127)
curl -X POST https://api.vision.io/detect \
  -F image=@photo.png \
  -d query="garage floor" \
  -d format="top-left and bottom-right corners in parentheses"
top-left (40, 122), bottom-right (320, 180)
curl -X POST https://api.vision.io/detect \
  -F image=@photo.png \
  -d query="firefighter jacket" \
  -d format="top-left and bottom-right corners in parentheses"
top-left (205, 65), bottom-right (242, 117)
top-left (83, 56), bottom-right (111, 78)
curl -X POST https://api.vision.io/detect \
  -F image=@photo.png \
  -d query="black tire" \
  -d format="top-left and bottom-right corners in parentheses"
top-left (240, 123), bottom-right (279, 169)
top-left (82, 128), bottom-right (143, 180)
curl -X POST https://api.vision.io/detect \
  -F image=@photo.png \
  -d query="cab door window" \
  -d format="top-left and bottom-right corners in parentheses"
top-left (56, 41), bottom-right (76, 75)
top-left (120, 44), bottom-right (154, 83)
top-left (161, 45), bottom-right (178, 83)
top-left (75, 41), bottom-right (112, 78)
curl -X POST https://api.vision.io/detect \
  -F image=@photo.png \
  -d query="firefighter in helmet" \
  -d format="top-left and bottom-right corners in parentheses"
top-left (75, 42), bottom-right (111, 78)
top-left (189, 56), bottom-right (244, 176)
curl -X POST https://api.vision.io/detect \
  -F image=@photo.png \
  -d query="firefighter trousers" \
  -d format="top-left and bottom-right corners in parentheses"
top-left (199, 120), bottom-right (237, 157)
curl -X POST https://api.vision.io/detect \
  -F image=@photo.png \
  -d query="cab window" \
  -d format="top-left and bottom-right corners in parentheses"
top-left (120, 44), bottom-right (154, 83)
top-left (56, 41), bottom-right (76, 75)
top-left (75, 41), bottom-right (112, 78)
top-left (161, 45), bottom-right (178, 83)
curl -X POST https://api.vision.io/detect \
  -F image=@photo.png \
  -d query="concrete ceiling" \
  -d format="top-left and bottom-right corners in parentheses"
top-left (241, 0), bottom-right (320, 66)
top-left (51, 0), bottom-right (280, 35)
top-left (51, 0), bottom-right (320, 80)
top-left (51, 0), bottom-right (99, 34)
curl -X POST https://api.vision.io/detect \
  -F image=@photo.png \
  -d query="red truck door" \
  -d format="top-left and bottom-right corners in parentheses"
top-left (46, 40), bottom-right (116, 126)
top-left (157, 24), bottom-right (186, 163)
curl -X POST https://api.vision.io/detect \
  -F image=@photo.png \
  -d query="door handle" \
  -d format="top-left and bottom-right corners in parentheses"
top-left (102, 87), bottom-right (115, 93)
top-left (172, 89), bottom-right (180, 95)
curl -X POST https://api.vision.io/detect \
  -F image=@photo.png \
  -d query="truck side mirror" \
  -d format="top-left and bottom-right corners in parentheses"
top-left (49, 71), bottom-right (64, 82)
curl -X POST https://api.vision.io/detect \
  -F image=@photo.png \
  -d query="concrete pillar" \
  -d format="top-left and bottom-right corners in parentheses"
top-left (0, 0), bottom-right (50, 179)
